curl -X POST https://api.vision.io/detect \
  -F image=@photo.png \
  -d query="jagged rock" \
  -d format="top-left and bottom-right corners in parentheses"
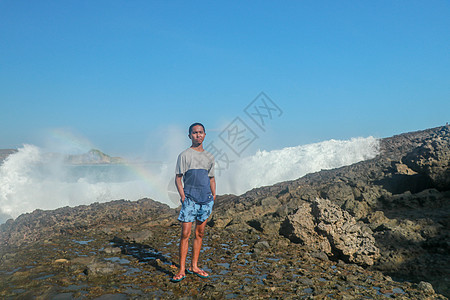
top-left (280, 202), bottom-right (331, 254)
top-left (281, 198), bottom-right (380, 266)
top-left (342, 198), bottom-right (369, 220)
top-left (0, 198), bottom-right (174, 246)
top-left (393, 162), bottom-right (418, 175)
top-left (381, 188), bottom-right (449, 210)
top-left (313, 199), bottom-right (380, 266)
top-left (365, 210), bottom-right (392, 231)
top-left (418, 281), bottom-right (436, 294)
top-left (320, 183), bottom-right (355, 203)
top-left (403, 130), bottom-right (450, 190)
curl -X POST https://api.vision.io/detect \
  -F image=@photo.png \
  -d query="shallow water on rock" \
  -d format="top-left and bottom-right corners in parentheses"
top-left (104, 257), bottom-right (130, 264)
top-left (72, 239), bottom-right (94, 245)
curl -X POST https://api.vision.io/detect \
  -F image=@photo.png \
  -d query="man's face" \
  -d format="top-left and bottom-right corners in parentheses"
top-left (189, 125), bottom-right (205, 145)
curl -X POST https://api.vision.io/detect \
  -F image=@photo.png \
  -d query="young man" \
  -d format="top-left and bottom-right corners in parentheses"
top-left (171, 122), bottom-right (216, 282)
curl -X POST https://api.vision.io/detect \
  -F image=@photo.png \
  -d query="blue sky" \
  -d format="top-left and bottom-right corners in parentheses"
top-left (1, 0), bottom-right (449, 159)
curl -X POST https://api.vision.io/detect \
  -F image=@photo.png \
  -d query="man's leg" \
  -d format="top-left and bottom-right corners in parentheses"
top-left (173, 221), bottom-right (192, 280)
top-left (190, 219), bottom-right (208, 276)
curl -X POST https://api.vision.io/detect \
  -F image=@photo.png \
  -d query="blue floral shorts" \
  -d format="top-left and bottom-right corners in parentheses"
top-left (177, 197), bottom-right (214, 223)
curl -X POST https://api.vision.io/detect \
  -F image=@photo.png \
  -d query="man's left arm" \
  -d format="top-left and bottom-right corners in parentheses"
top-left (210, 177), bottom-right (216, 200)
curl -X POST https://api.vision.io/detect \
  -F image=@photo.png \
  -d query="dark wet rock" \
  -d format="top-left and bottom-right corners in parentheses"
top-left (86, 258), bottom-right (125, 276)
top-left (123, 229), bottom-right (154, 243)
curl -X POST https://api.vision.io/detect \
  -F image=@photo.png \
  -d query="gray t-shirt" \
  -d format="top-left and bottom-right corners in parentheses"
top-left (176, 148), bottom-right (215, 204)
top-left (175, 148), bottom-right (215, 177)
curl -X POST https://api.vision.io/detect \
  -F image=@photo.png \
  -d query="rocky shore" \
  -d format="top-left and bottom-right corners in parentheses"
top-left (1, 126), bottom-right (449, 299)
top-left (0, 149), bottom-right (17, 162)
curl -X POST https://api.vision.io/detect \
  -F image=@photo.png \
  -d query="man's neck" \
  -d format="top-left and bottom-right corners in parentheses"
top-left (190, 144), bottom-right (204, 152)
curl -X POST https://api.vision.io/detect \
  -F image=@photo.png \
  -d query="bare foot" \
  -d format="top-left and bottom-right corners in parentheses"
top-left (170, 272), bottom-right (186, 282)
top-left (189, 267), bottom-right (209, 278)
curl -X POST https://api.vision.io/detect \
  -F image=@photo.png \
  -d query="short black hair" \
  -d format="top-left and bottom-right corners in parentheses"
top-left (189, 122), bottom-right (205, 135)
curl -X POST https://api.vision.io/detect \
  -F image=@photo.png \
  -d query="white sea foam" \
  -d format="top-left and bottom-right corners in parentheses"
top-left (219, 136), bottom-right (380, 195)
top-left (0, 145), bottom-right (171, 223)
top-left (0, 137), bottom-right (380, 224)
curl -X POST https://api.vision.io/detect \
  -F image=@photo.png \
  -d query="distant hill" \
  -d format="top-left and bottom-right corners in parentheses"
top-left (65, 149), bottom-right (125, 165)
top-left (0, 148), bottom-right (125, 165)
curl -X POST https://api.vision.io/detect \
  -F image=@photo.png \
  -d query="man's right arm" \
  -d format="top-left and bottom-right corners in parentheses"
top-left (175, 174), bottom-right (185, 202)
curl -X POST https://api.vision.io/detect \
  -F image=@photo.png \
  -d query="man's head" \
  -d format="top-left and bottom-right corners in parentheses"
top-left (188, 122), bottom-right (206, 146)
top-left (189, 122), bottom-right (205, 135)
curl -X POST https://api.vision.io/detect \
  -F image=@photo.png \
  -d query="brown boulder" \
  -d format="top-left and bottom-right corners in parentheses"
top-left (403, 131), bottom-right (450, 190)
top-left (281, 198), bottom-right (380, 266)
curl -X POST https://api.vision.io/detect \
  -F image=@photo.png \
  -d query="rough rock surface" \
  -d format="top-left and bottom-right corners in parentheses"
top-left (0, 198), bottom-right (175, 247)
top-left (1, 125), bottom-right (449, 299)
top-left (210, 125), bottom-right (450, 297)
top-left (403, 129), bottom-right (450, 190)
top-left (280, 201), bottom-right (332, 254)
top-left (281, 198), bottom-right (380, 266)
